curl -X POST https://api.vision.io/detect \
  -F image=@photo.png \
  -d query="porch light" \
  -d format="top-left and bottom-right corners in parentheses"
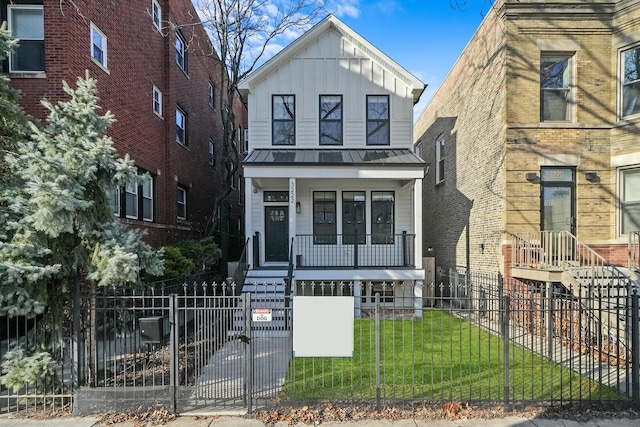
top-left (585, 172), bottom-right (600, 183)
top-left (525, 172), bottom-right (540, 184)
top-left (296, 201), bottom-right (301, 214)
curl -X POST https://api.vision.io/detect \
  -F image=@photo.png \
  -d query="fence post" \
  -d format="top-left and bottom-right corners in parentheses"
top-left (375, 292), bottom-right (381, 411)
top-left (169, 293), bottom-right (178, 413)
top-left (354, 229), bottom-right (359, 269)
top-left (503, 295), bottom-right (511, 412)
top-left (244, 294), bottom-right (253, 415)
top-left (72, 267), bottom-right (82, 390)
top-left (632, 290), bottom-right (639, 407)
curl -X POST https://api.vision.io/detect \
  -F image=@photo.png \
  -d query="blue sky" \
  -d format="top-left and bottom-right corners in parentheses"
top-left (333, 0), bottom-right (494, 117)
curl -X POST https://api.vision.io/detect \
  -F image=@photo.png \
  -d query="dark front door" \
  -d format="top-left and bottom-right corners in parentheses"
top-left (540, 167), bottom-right (576, 235)
top-left (265, 206), bottom-right (289, 262)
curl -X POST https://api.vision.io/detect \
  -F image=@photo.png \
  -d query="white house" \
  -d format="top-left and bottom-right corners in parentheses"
top-left (238, 15), bottom-right (427, 310)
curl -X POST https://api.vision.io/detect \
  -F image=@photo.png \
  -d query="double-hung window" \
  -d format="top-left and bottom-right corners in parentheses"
top-left (176, 106), bottom-right (187, 145)
top-left (208, 81), bottom-right (215, 108)
top-left (111, 174), bottom-right (154, 222)
top-left (621, 168), bottom-right (640, 234)
top-left (7, 5), bottom-right (44, 72)
top-left (177, 186), bottom-right (187, 220)
top-left (540, 54), bottom-right (573, 122)
top-left (152, 0), bottom-right (162, 30)
top-left (366, 95), bottom-right (390, 145)
top-left (342, 191), bottom-right (366, 244)
top-left (176, 31), bottom-right (187, 72)
top-left (141, 178), bottom-right (153, 221)
top-left (91, 23), bottom-right (107, 69)
top-left (436, 137), bottom-right (445, 183)
top-left (319, 95), bottom-right (343, 145)
top-left (272, 95), bottom-right (295, 145)
top-left (125, 183), bottom-right (138, 219)
top-left (153, 86), bottom-right (162, 117)
top-left (371, 192), bottom-right (395, 244)
top-left (622, 46), bottom-right (640, 118)
top-left (208, 139), bottom-right (215, 166)
top-left (313, 192), bottom-right (336, 244)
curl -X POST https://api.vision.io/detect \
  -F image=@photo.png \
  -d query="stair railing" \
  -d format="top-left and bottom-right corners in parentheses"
top-left (629, 231), bottom-right (640, 272)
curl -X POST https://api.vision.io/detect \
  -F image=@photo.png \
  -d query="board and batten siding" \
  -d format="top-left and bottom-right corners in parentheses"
top-left (247, 29), bottom-right (416, 150)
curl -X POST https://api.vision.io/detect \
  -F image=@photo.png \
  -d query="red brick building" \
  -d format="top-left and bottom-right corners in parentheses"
top-left (2, 0), bottom-right (247, 248)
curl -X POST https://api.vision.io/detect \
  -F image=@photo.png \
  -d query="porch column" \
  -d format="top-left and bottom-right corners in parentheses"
top-left (414, 280), bottom-right (423, 319)
top-left (289, 178), bottom-right (297, 260)
top-left (354, 280), bottom-right (362, 318)
top-left (413, 178), bottom-right (423, 269)
top-left (245, 177), bottom-right (253, 267)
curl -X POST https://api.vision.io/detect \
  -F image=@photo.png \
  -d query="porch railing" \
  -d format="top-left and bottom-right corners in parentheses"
top-left (630, 231), bottom-right (640, 272)
top-left (294, 232), bottom-right (414, 268)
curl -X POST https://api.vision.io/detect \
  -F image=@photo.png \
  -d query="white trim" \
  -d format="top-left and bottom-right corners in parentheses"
top-left (7, 5), bottom-right (44, 73)
top-left (152, 85), bottom-right (163, 117)
top-left (142, 177), bottom-right (154, 222)
top-left (152, 0), bottom-right (162, 31)
top-left (243, 165), bottom-right (425, 179)
top-left (435, 137), bottom-right (445, 183)
top-left (612, 152), bottom-right (640, 168)
top-left (176, 186), bottom-right (187, 220)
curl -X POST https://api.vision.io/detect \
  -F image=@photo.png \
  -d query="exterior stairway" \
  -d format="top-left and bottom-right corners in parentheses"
top-left (512, 230), bottom-right (640, 345)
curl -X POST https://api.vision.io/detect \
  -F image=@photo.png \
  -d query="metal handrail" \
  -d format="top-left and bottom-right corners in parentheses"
top-left (629, 231), bottom-right (640, 272)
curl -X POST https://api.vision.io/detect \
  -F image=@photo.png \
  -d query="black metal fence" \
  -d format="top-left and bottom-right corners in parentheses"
top-left (0, 269), bottom-right (638, 415)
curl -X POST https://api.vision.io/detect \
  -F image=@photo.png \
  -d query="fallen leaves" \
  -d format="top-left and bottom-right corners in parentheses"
top-left (96, 408), bottom-right (177, 426)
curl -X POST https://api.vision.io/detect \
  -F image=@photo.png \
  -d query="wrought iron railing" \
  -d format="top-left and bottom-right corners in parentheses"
top-left (630, 231), bottom-right (640, 272)
top-left (293, 232), bottom-right (415, 268)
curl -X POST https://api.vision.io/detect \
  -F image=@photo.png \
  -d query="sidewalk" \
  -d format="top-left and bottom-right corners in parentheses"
top-left (1, 415), bottom-right (640, 427)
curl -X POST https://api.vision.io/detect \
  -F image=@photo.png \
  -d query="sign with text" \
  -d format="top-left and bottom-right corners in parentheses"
top-left (252, 308), bottom-right (272, 322)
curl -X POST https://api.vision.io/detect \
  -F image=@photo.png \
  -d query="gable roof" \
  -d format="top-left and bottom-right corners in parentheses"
top-left (237, 14), bottom-right (426, 104)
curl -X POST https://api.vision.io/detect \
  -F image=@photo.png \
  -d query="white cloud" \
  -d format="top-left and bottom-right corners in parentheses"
top-left (326, 0), bottom-right (360, 18)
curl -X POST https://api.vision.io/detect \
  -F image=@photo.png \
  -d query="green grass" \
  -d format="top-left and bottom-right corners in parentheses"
top-left (283, 310), bottom-right (624, 402)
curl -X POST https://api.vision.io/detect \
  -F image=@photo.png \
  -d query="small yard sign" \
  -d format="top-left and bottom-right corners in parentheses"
top-left (252, 308), bottom-right (272, 322)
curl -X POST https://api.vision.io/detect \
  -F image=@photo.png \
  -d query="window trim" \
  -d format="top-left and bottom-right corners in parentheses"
top-left (141, 177), bottom-right (154, 222)
top-left (176, 106), bottom-right (187, 145)
top-left (208, 139), bottom-right (215, 166)
top-left (540, 53), bottom-right (574, 122)
top-left (272, 95), bottom-right (295, 146)
top-left (175, 30), bottom-right (187, 72)
top-left (152, 85), bottom-right (162, 117)
top-left (342, 191), bottom-right (366, 245)
top-left (319, 94), bottom-right (343, 145)
top-left (7, 4), bottom-right (45, 73)
top-left (620, 166), bottom-right (640, 235)
top-left (152, 0), bottom-right (162, 31)
top-left (366, 95), bottom-right (390, 146)
top-left (313, 191), bottom-right (337, 245)
top-left (620, 45), bottom-right (640, 119)
top-left (90, 22), bottom-right (108, 69)
top-left (208, 80), bottom-right (215, 108)
top-left (436, 137), bottom-right (445, 184)
top-left (177, 186), bottom-right (187, 220)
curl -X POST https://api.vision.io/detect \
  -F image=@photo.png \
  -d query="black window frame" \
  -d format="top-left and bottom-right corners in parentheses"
top-left (366, 95), bottom-right (390, 146)
top-left (319, 94), bottom-right (343, 145)
top-left (272, 95), bottom-right (295, 145)
top-left (342, 191), bottom-right (366, 244)
top-left (313, 191), bottom-right (337, 245)
top-left (371, 191), bottom-right (395, 244)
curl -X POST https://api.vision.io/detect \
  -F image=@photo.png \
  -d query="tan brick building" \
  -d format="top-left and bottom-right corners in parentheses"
top-left (414, 0), bottom-right (640, 280)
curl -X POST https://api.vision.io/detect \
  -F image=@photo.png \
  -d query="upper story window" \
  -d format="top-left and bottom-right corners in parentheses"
top-left (436, 137), bottom-right (445, 184)
top-left (90, 23), bottom-right (107, 69)
top-left (176, 31), bottom-right (187, 72)
top-left (622, 46), bottom-right (640, 118)
top-left (152, 85), bottom-right (162, 117)
top-left (621, 167), bottom-right (640, 234)
top-left (208, 80), bottom-right (215, 108)
top-left (319, 95), bottom-right (343, 145)
top-left (110, 174), bottom-right (154, 222)
top-left (152, 0), bottom-right (162, 30)
top-left (366, 95), bottom-right (390, 145)
top-left (176, 106), bottom-right (187, 145)
top-left (7, 5), bottom-right (44, 72)
top-left (540, 54), bottom-right (573, 122)
top-left (272, 95), bottom-right (295, 145)
top-left (208, 139), bottom-right (215, 166)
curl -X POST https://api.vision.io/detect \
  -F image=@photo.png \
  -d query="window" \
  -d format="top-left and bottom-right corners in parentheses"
top-left (152, 86), bottom-right (162, 117)
top-left (90, 23), bottom-right (107, 68)
top-left (436, 137), bottom-right (445, 183)
top-left (176, 106), bottom-right (187, 145)
top-left (622, 46), bottom-right (640, 118)
top-left (371, 192), bottom-right (394, 244)
top-left (244, 128), bottom-right (249, 151)
top-left (366, 95), bottom-right (390, 145)
top-left (208, 81), bottom-right (215, 108)
top-left (177, 186), bottom-right (187, 220)
top-left (152, 0), bottom-right (162, 30)
top-left (621, 168), bottom-right (640, 234)
top-left (342, 191), bottom-right (366, 244)
top-left (176, 31), bottom-right (187, 71)
top-left (111, 174), bottom-right (154, 222)
top-left (141, 178), bottom-right (153, 221)
top-left (540, 54), bottom-right (573, 121)
top-left (272, 95), bottom-right (295, 145)
top-left (313, 192), bottom-right (336, 244)
top-left (7, 5), bottom-right (44, 72)
top-left (319, 95), bottom-right (343, 145)
top-left (208, 139), bottom-right (215, 165)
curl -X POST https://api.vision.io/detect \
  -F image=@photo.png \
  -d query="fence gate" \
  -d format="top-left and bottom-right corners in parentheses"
top-left (173, 291), bottom-right (291, 414)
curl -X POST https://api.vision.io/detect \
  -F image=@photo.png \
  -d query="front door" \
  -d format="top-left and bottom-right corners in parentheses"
top-left (265, 206), bottom-right (289, 262)
top-left (540, 167), bottom-right (576, 235)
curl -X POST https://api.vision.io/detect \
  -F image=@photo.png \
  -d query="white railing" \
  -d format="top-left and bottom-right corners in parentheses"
top-left (629, 231), bottom-right (640, 272)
